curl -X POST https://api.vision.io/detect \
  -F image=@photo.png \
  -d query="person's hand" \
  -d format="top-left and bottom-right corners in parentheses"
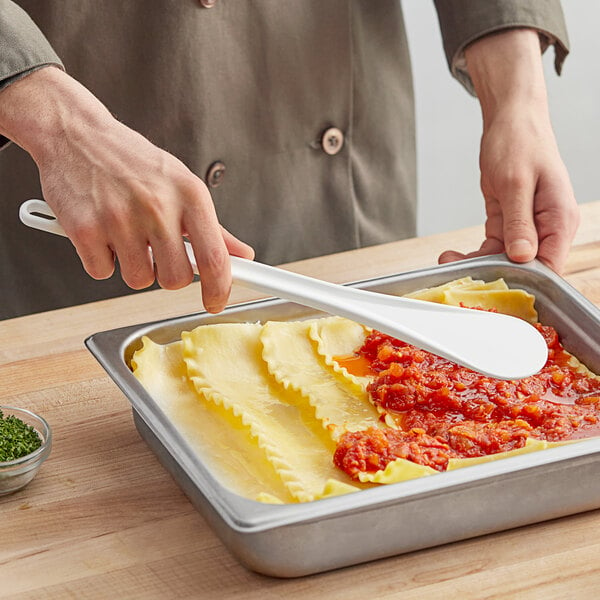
top-left (439, 103), bottom-right (579, 273)
top-left (439, 29), bottom-right (579, 274)
top-left (0, 67), bottom-right (254, 312)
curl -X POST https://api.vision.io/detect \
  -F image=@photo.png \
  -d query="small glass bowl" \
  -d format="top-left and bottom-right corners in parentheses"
top-left (0, 406), bottom-right (52, 496)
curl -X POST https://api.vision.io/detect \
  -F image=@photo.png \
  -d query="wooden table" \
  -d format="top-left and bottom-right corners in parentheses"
top-left (2, 203), bottom-right (600, 599)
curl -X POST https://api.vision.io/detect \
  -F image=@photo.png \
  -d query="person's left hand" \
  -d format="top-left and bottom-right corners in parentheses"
top-left (439, 103), bottom-right (579, 273)
top-left (439, 28), bottom-right (579, 274)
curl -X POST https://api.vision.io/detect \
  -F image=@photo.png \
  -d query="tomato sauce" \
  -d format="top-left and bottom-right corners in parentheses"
top-left (334, 321), bottom-right (600, 479)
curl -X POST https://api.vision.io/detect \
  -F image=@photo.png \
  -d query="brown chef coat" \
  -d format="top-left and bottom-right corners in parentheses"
top-left (0, 0), bottom-right (568, 319)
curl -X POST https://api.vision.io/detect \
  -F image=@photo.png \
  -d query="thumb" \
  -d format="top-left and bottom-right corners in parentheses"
top-left (500, 191), bottom-right (538, 263)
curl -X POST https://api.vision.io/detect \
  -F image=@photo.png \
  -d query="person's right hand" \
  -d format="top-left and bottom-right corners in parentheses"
top-left (0, 67), bottom-right (254, 313)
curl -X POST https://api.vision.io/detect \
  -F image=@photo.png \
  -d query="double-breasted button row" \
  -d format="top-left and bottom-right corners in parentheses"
top-left (205, 126), bottom-right (345, 188)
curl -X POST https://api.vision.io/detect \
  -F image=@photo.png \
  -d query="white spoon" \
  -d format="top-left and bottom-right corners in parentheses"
top-left (20, 199), bottom-right (547, 380)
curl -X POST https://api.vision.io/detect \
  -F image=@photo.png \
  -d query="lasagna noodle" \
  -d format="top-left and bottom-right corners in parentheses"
top-left (446, 437), bottom-right (572, 470)
top-left (181, 323), bottom-right (360, 503)
top-left (403, 276), bottom-right (486, 302)
top-left (310, 316), bottom-right (401, 427)
top-left (354, 438), bottom-right (574, 484)
top-left (309, 316), bottom-right (372, 391)
top-left (261, 318), bottom-right (380, 440)
top-left (358, 458), bottom-right (437, 484)
top-left (405, 277), bottom-right (538, 323)
top-left (443, 288), bottom-right (537, 322)
top-left (132, 336), bottom-right (296, 503)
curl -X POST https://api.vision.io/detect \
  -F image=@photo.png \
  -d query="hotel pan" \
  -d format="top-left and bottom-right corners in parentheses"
top-left (85, 255), bottom-right (600, 577)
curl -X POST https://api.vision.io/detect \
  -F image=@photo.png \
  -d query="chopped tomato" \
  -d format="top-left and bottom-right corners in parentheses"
top-left (335, 319), bottom-right (600, 479)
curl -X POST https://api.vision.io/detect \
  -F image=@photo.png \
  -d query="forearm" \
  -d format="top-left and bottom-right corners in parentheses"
top-left (0, 66), bottom-right (112, 163)
top-left (465, 29), bottom-right (550, 127)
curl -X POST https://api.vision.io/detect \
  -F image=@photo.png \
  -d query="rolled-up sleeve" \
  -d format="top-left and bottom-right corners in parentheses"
top-left (434, 0), bottom-right (569, 95)
top-left (0, 0), bottom-right (63, 147)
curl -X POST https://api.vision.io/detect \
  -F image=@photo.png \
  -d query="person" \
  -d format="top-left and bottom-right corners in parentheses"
top-left (0, 0), bottom-right (579, 320)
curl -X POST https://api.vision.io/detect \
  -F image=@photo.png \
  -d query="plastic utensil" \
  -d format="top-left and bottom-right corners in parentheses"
top-left (20, 199), bottom-right (547, 379)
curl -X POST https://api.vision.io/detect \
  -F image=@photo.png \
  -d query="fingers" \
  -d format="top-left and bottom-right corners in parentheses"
top-left (135, 182), bottom-right (237, 312)
top-left (63, 198), bottom-right (192, 291)
top-left (438, 238), bottom-right (504, 265)
top-left (536, 233), bottom-right (569, 274)
top-left (147, 229), bottom-right (194, 291)
top-left (111, 239), bottom-right (156, 289)
top-left (221, 226), bottom-right (255, 260)
top-left (63, 219), bottom-right (117, 280)
top-left (182, 189), bottom-right (233, 313)
top-left (75, 243), bottom-right (116, 280)
top-left (534, 187), bottom-right (580, 274)
top-left (438, 250), bottom-right (467, 264)
top-left (493, 177), bottom-right (538, 263)
top-left (59, 185), bottom-right (253, 314)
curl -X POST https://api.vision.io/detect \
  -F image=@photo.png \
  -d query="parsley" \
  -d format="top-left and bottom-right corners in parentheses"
top-left (0, 409), bottom-right (42, 462)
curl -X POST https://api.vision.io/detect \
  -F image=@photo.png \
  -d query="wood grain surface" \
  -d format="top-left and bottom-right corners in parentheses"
top-left (2, 203), bottom-right (600, 599)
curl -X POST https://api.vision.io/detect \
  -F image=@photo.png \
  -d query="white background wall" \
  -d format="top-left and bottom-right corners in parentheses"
top-left (402, 0), bottom-right (600, 236)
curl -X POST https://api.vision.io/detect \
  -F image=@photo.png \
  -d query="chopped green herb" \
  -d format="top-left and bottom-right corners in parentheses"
top-left (0, 409), bottom-right (42, 462)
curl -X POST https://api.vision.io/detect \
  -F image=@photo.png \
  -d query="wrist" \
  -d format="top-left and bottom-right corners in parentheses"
top-left (0, 66), bottom-right (112, 163)
top-left (465, 29), bottom-right (549, 127)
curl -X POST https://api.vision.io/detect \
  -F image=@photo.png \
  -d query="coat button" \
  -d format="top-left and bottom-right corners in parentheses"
top-left (206, 161), bottom-right (226, 188)
top-left (199, 0), bottom-right (217, 7)
top-left (321, 127), bottom-right (344, 155)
